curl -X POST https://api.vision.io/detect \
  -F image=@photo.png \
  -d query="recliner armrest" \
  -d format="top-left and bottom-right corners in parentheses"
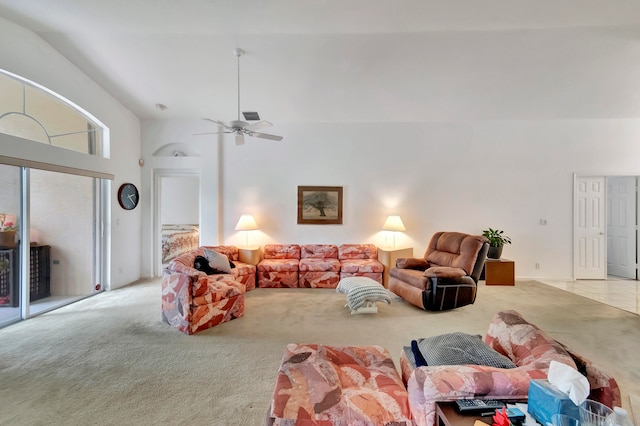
top-left (396, 257), bottom-right (428, 270)
top-left (423, 266), bottom-right (466, 279)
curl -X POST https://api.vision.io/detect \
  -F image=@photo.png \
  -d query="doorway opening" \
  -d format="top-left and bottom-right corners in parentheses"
top-left (574, 175), bottom-right (639, 281)
top-left (153, 170), bottom-right (200, 277)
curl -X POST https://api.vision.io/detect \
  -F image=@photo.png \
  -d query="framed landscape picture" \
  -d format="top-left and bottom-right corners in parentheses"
top-left (297, 186), bottom-right (343, 225)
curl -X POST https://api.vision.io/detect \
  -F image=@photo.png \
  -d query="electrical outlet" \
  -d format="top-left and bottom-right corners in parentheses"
top-left (535, 262), bottom-right (540, 270)
top-left (539, 219), bottom-right (547, 225)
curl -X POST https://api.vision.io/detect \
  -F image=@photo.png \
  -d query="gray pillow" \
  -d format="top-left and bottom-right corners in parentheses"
top-left (415, 332), bottom-right (516, 368)
top-left (203, 248), bottom-right (231, 274)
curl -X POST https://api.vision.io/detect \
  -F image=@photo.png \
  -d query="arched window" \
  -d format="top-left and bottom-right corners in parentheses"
top-left (0, 69), bottom-right (107, 156)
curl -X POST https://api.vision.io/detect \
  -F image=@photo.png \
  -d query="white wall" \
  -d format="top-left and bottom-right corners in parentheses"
top-left (160, 176), bottom-right (199, 225)
top-left (140, 118), bottom-right (640, 280)
top-left (0, 16), bottom-right (142, 289)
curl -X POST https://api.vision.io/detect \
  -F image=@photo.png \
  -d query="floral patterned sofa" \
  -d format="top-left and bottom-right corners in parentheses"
top-left (257, 243), bottom-right (385, 288)
top-left (400, 310), bottom-right (621, 426)
top-left (161, 245), bottom-right (256, 334)
top-left (299, 244), bottom-right (341, 288)
top-left (338, 243), bottom-right (384, 284)
top-left (267, 343), bottom-right (411, 425)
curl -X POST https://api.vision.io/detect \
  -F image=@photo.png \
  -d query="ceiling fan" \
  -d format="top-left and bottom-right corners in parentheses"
top-left (196, 48), bottom-right (283, 145)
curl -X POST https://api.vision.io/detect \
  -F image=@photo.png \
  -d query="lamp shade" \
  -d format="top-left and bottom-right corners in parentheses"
top-left (235, 214), bottom-right (258, 231)
top-left (382, 215), bottom-right (406, 232)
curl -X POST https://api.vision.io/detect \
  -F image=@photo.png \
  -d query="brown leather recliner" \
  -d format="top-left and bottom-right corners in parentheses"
top-left (388, 232), bottom-right (489, 311)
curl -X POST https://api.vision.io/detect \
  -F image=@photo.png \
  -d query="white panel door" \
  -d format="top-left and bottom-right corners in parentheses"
top-left (607, 176), bottom-right (636, 279)
top-left (575, 176), bottom-right (606, 279)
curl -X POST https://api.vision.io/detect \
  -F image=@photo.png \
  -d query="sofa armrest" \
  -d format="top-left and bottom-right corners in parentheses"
top-left (423, 266), bottom-right (466, 279)
top-left (408, 365), bottom-right (541, 426)
top-left (166, 261), bottom-right (206, 280)
top-left (396, 257), bottom-right (428, 270)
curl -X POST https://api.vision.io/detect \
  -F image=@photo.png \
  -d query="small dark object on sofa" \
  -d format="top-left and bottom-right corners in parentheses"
top-left (194, 255), bottom-right (224, 275)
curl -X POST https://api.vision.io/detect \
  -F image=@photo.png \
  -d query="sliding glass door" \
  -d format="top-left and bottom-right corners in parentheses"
top-left (29, 169), bottom-right (100, 315)
top-left (0, 164), bottom-right (22, 326)
top-left (0, 165), bottom-right (103, 326)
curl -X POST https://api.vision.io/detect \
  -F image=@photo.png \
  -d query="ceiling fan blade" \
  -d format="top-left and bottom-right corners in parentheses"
top-left (193, 131), bottom-right (231, 135)
top-left (244, 120), bottom-right (272, 132)
top-left (202, 118), bottom-right (231, 129)
top-left (250, 131), bottom-right (283, 141)
top-left (235, 133), bottom-right (245, 145)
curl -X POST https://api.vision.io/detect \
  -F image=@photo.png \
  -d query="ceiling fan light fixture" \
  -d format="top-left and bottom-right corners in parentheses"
top-left (242, 111), bottom-right (261, 121)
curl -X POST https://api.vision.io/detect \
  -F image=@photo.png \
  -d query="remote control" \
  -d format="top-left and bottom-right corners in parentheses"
top-left (455, 399), bottom-right (505, 413)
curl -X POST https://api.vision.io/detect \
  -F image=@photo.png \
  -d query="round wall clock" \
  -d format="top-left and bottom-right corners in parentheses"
top-left (117, 183), bottom-right (139, 210)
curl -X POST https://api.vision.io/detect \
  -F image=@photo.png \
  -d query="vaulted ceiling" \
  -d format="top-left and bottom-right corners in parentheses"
top-left (2, 0), bottom-right (640, 123)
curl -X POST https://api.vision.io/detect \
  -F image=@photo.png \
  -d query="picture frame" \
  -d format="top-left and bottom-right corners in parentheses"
top-left (297, 186), bottom-right (343, 225)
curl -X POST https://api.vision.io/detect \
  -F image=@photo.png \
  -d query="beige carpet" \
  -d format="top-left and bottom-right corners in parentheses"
top-left (0, 280), bottom-right (638, 425)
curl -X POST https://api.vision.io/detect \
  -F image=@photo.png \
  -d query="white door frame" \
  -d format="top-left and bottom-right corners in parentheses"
top-left (574, 173), bottom-right (640, 281)
top-left (573, 174), bottom-right (607, 280)
top-left (152, 168), bottom-right (200, 277)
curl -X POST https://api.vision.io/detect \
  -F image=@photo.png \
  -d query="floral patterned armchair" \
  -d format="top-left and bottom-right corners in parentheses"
top-left (162, 246), bottom-right (254, 334)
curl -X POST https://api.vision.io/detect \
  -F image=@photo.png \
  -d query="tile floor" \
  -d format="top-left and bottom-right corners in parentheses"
top-left (539, 277), bottom-right (640, 315)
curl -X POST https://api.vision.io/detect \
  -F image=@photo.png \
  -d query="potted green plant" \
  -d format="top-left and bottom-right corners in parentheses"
top-left (482, 227), bottom-right (511, 259)
top-left (0, 213), bottom-right (17, 249)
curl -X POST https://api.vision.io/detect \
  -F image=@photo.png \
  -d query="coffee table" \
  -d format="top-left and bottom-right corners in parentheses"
top-left (436, 402), bottom-right (489, 426)
top-left (436, 401), bottom-right (528, 426)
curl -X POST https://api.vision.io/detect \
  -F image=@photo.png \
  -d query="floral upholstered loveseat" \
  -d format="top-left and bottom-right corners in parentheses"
top-left (400, 310), bottom-right (621, 426)
top-left (161, 245), bottom-right (256, 334)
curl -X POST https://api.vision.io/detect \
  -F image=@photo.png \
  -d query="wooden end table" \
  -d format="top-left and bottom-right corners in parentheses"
top-left (484, 258), bottom-right (515, 286)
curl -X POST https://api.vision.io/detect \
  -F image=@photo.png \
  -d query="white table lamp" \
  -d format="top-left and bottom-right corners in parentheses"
top-left (382, 215), bottom-right (406, 249)
top-left (235, 214), bottom-right (258, 247)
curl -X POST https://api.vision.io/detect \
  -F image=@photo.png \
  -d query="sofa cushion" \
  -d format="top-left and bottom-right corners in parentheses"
top-left (257, 258), bottom-right (299, 272)
top-left (338, 244), bottom-right (378, 260)
top-left (340, 259), bottom-right (384, 273)
top-left (263, 244), bottom-right (301, 260)
top-left (413, 332), bottom-right (517, 369)
top-left (390, 267), bottom-right (427, 290)
top-left (269, 344), bottom-right (411, 425)
top-left (299, 258), bottom-right (340, 272)
top-left (204, 248), bottom-right (231, 273)
top-left (301, 244), bottom-right (338, 259)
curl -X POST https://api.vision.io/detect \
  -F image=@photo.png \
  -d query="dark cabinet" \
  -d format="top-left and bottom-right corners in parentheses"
top-left (0, 245), bottom-right (51, 307)
top-left (0, 248), bottom-right (18, 307)
top-left (30, 245), bottom-right (51, 301)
